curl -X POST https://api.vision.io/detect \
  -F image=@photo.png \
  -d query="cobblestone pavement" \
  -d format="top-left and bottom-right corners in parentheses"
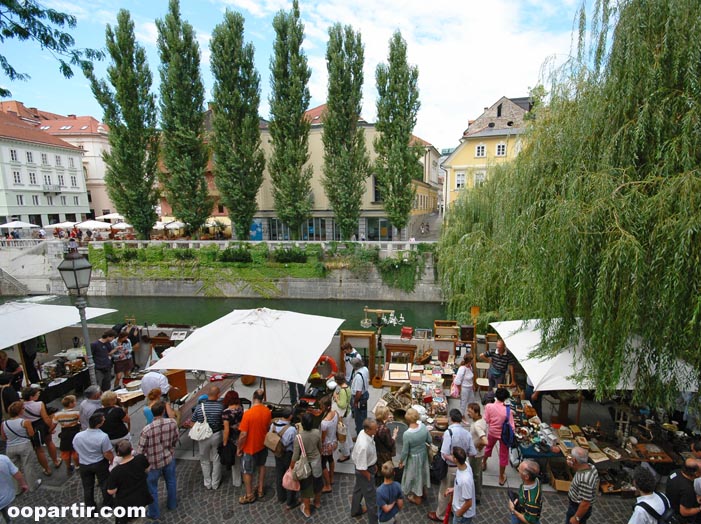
top-left (11, 459), bottom-right (634, 524)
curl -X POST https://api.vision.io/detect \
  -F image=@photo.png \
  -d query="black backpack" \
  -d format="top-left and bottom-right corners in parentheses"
top-left (429, 429), bottom-right (452, 484)
top-left (637, 492), bottom-right (679, 524)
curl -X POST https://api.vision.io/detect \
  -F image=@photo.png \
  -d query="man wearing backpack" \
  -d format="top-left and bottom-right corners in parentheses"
top-left (630, 465), bottom-right (674, 524)
top-left (351, 358), bottom-right (370, 439)
top-left (667, 459), bottom-right (701, 523)
top-left (270, 408), bottom-right (298, 510)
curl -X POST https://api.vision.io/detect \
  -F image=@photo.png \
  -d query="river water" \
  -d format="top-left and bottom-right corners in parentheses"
top-left (6, 295), bottom-right (446, 335)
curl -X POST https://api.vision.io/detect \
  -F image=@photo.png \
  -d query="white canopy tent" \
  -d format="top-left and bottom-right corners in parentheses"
top-left (75, 220), bottom-right (112, 230)
top-left (149, 308), bottom-right (344, 385)
top-left (47, 221), bottom-right (77, 230)
top-left (0, 221), bottom-right (38, 229)
top-left (0, 302), bottom-right (117, 349)
top-left (95, 213), bottom-right (125, 221)
top-left (491, 319), bottom-right (698, 392)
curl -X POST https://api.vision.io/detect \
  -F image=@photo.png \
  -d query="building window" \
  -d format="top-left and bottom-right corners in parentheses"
top-left (366, 217), bottom-right (393, 241)
top-left (60, 196), bottom-right (67, 206)
top-left (29, 172), bottom-right (37, 185)
top-left (73, 196), bottom-right (79, 206)
top-left (456, 171), bottom-right (466, 189)
top-left (475, 145), bottom-right (486, 158)
top-left (58, 175), bottom-right (65, 186)
top-left (87, 191), bottom-right (92, 203)
top-left (373, 176), bottom-right (383, 202)
top-left (497, 103), bottom-right (503, 118)
top-left (16, 195), bottom-right (24, 206)
top-left (496, 143), bottom-right (506, 157)
top-left (12, 171), bottom-right (21, 184)
top-left (32, 195), bottom-right (39, 206)
top-left (46, 196), bottom-right (53, 206)
top-left (71, 175), bottom-right (78, 187)
top-left (269, 218), bottom-right (290, 241)
top-left (44, 174), bottom-right (52, 185)
top-left (217, 203), bottom-right (225, 214)
top-left (41, 153), bottom-right (48, 165)
top-left (10, 149), bottom-right (18, 162)
top-left (68, 157), bottom-right (75, 168)
top-left (474, 171), bottom-right (486, 187)
top-left (26, 151), bottom-right (34, 163)
top-left (55, 155), bottom-right (62, 167)
top-left (301, 217), bottom-right (327, 241)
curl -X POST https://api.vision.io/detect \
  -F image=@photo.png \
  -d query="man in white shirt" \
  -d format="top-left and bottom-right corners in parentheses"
top-left (342, 342), bottom-right (361, 383)
top-left (350, 358), bottom-right (370, 438)
top-left (350, 418), bottom-right (378, 524)
top-left (78, 385), bottom-right (103, 430)
top-left (141, 371), bottom-right (171, 397)
top-left (467, 403), bottom-right (488, 505)
top-left (445, 447), bottom-right (476, 524)
top-left (429, 409), bottom-right (477, 522)
top-left (630, 465), bottom-right (671, 524)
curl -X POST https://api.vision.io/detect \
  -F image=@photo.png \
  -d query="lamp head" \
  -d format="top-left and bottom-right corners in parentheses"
top-left (58, 250), bottom-right (92, 294)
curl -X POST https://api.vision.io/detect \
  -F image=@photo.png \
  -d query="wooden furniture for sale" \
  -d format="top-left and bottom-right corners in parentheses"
top-left (339, 330), bottom-right (376, 377)
top-left (384, 344), bottom-right (417, 365)
top-left (434, 320), bottom-right (459, 341)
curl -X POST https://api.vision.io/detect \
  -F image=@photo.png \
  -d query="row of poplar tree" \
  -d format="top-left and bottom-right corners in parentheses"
top-left (83, 0), bottom-right (422, 240)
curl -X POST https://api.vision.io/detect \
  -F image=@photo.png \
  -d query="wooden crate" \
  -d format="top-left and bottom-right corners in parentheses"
top-left (547, 460), bottom-right (572, 492)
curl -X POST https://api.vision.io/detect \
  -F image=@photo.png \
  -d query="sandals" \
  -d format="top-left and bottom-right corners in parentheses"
top-left (53, 459), bottom-right (63, 468)
top-left (238, 493), bottom-right (256, 505)
top-left (338, 456), bottom-right (350, 463)
top-left (257, 488), bottom-right (265, 499)
top-left (299, 505), bottom-right (312, 518)
top-left (42, 469), bottom-right (52, 477)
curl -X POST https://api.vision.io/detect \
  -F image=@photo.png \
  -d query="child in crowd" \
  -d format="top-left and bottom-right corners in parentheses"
top-left (52, 395), bottom-right (80, 473)
top-left (376, 460), bottom-right (404, 524)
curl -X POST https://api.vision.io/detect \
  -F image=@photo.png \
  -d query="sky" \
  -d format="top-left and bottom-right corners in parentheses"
top-left (1, 0), bottom-right (582, 151)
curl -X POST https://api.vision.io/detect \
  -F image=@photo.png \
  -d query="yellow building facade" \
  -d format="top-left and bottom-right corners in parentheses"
top-left (442, 96), bottom-right (530, 209)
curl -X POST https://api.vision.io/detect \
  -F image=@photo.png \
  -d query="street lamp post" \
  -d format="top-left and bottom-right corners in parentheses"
top-left (57, 242), bottom-right (97, 386)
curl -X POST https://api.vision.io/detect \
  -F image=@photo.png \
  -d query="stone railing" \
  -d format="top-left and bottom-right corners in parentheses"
top-left (86, 239), bottom-right (436, 254)
top-left (0, 239), bottom-right (44, 249)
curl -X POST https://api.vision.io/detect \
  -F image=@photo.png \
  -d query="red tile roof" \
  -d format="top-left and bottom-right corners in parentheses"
top-left (0, 112), bottom-right (81, 150)
top-left (304, 104), bottom-right (328, 124)
top-left (39, 116), bottom-right (109, 135)
top-left (410, 135), bottom-right (432, 147)
top-left (0, 101), bottom-right (64, 121)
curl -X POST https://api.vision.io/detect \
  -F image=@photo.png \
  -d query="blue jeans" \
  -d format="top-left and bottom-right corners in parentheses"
top-left (147, 458), bottom-right (177, 518)
top-left (565, 500), bottom-right (591, 524)
top-left (453, 515), bottom-right (473, 524)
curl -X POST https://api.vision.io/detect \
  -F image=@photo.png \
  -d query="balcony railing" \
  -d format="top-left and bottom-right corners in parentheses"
top-left (42, 184), bottom-right (61, 193)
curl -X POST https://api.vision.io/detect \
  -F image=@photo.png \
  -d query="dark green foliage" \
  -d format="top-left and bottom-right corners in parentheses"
top-left (0, 0), bottom-right (103, 97)
top-left (122, 248), bottom-right (138, 261)
top-left (83, 10), bottom-right (160, 240)
top-left (438, 0), bottom-right (701, 408)
top-left (272, 247), bottom-right (307, 263)
top-left (137, 245), bottom-right (166, 263)
top-left (374, 31), bottom-right (422, 232)
top-left (156, 0), bottom-right (211, 236)
top-left (268, 0), bottom-right (313, 238)
top-left (376, 251), bottom-right (424, 293)
top-left (219, 246), bottom-right (252, 263)
top-left (103, 242), bottom-right (118, 263)
top-left (322, 24), bottom-right (369, 239)
top-left (210, 11), bottom-right (265, 240)
top-left (173, 248), bottom-right (195, 260)
top-left (250, 243), bottom-right (270, 264)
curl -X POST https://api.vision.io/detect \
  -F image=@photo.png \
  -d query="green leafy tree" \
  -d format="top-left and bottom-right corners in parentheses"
top-left (322, 24), bottom-right (369, 240)
top-left (156, 0), bottom-right (211, 236)
top-left (210, 11), bottom-right (265, 240)
top-left (438, 0), bottom-right (701, 408)
top-left (374, 31), bottom-right (422, 233)
top-left (0, 0), bottom-right (103, 97)
top-left (268, 0), bottom-right (312, 239)
top-left (83, 10), bottom-right (159, 240)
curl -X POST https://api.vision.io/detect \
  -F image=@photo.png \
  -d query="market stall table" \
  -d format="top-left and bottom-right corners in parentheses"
top-left (39, 369), bottom-right (90, 404)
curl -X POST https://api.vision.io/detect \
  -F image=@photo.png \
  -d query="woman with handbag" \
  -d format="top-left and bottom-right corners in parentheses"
top-left (454, 354), bottom-right (477, 418)
top-left (398, 408), bottom-right (431, 505)
top-left (289, 413), bottom-right (322, 518)
top-left (20, 386), bottom-right (61, 476)
top-left (1, 401), bottom-right (39, 491)
top-left (319, 400), bottom-right (338, 493)
top-left (222, 390), bottom-right (243, 488)
top-left (483, 387), bottom-right (515, 486)
top-left (331, 373), bottom-right (352, 462)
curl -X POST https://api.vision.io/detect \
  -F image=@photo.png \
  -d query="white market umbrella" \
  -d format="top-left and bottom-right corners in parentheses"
top-left (149, 308), bottom-right (345, 384)
top-left (47, 221), bottom-right (76, 229)
top-left (152, 221), bottom-right (166, 230)
top-left (95, 212), bottom-right (125, 221)
top-left (491, 320), bottom-right (697, 392)
top-left (0, 302), bottom-right (117, 349)
top-left (110, 222), bottom-right (133, 230)
top-left (75, 220), bottom-right (112, 230)
top-left (165, 221), bottom-right (186, 230)
top-left (0, 221), bottom-right (39, 229)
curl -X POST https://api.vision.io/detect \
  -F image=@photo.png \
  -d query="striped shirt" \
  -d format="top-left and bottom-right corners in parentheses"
top-left (568, 466), bottom-right (600, 503)
top-left (191, 400), bottom-right (224, 433)
top-left (483, 348), bottom-right (516, 374)
top-left (518, 479), bottom-right (543, 524)
top-left (53, 409), bottom-right (80, 429)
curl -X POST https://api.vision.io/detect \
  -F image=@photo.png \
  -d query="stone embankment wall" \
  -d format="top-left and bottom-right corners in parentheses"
top-left (1, 241), bottom-right (443, 302)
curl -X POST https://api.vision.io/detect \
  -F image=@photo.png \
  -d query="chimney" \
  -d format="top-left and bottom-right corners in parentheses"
top-left (68, 114), bottom-right (76, 119)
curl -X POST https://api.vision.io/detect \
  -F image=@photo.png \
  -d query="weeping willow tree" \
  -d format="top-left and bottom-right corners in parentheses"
top-left (438, 0), bottom-right (701, 408)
